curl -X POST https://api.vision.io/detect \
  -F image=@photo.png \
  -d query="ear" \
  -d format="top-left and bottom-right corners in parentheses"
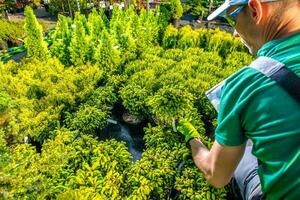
top-left (248, 0), bottom-right (263, 24)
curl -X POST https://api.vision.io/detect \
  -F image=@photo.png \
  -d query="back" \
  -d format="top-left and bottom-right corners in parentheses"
top-left (215, 32), bottom-right (300, 199)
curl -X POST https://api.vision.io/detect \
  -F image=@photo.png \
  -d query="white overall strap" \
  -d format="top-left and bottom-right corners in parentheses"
top-left (249, 56), bottom-right (285, 77)
top-left (205, 80), bottom-right (225, 112)
top-left (250, 56), bottom-right (300, 104)
top-left (206, 57), bottom-right (285, 113)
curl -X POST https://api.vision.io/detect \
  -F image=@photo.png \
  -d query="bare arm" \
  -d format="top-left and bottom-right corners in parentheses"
top-left (189, 138), bottom-right (246, 188)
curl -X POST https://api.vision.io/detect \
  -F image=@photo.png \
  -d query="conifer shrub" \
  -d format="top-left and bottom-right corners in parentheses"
top-left (0, 58), bottom-right (106, 143)
top-left (163, 24), bottom-right (179, 48)
top-left (170, 0), bottom-right (184, 20)
top-left (206, 29), bottom-right (245, 57)
top-left (177, 25), bottom-right (200, 50)
top-left (49, 15), bottom-right (72, 66)
top-left (0, 19), bottom-right (24, 49)
top-left (1, 130), bottom-right (133, 199)
top-left (65, 105), bottom-right (109, 134)
top-left (147, 86), bottom-right (196, 125)
top-left (24, 6), bottom-right (48, 60)
top-left (0, 90), bottom-right (10, 115)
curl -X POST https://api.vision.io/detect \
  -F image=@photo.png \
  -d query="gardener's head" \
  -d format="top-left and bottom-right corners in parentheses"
top-left (208, 0), bottom-right (300, 54)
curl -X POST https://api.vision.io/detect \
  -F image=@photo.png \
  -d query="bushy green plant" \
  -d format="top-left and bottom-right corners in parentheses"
top-left (183, 0), bottom-right (208, 17)
top-left (0, 90), bottom-right (10, 115)
top-left (65, 105), bottom-right (109, 134)
top-left (162, 24), bottom-right (178, 48)
top-left (162, 26), bottom-right (247, 57)
top-left (224, 51), bottom-right (253, 69)
top-left (177, 25), bottom-right (200, 49)
top-left (147, 86), bottom-right (196, 125)
top-left (0, 58), bottom-right (105, 143)
top-left (206, 29), bottom-right (245, 57)
top-left (120, 84), bottom-right (152, 117)
top-left (175, 160), bottom-right (227, 200)
top-left (134, 9), bottom-right (160, 51)
top-left (156, 4), bottom-right (173, 42)
top-left (123, 125), bottom-right (185, 199)
top-left (94, 29), bottom-right (121, 74)
top-left (170, 0), bottom-right (183, 19)
top-left (0, 19), bottom-right (24, 49)
top-left (0, 130), bottom-right (133, 199)
top-left (47, 0), bottom-right (101, 16)
top-left (69, 12), bottom-right (90, 66)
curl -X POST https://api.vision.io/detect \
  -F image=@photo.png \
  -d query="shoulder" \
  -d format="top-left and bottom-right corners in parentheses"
top-left (221, 66), bottom-right (269, 107)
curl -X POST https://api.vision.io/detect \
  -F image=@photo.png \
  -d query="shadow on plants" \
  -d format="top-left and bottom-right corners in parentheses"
top-left (98, 101), bottom-right (147, 162)
top-left (99, 121), bottom-right (144, 162)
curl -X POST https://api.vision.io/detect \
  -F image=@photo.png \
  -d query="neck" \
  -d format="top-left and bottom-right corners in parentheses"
top-left (263, 6), bottom-right (300, 43)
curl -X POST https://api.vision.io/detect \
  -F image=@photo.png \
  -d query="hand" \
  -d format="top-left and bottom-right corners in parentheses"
top-left (176, 119), bottom-right (201, 144)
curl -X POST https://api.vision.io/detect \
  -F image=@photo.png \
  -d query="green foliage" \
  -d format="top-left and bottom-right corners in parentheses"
top-left (47, 0), bottom-right (101, 16)
top-left (175, 160), bottom-right (227, 200)
top-left (82, 86), bottom-right (118, 108)
top-left (0, 19), bottom-right (24, 49)
top-left (69, 12), bottom-right (90, 66)
top-left (0, 90), bottom-right (10, 115)
top-left (183, 0), bottom-right (208, 17)
top-left (163, 24), bottom-right (178, 48)
top-left (65, 105), bottom-right (109, 134)
top-left (156, 4), bottom-right (173, 42)
top-left (0, 130), bottom-right (133, 199)
top-left (120, 84), bottom-right (151, 117)
top-left (182, 0), bottom-right (224, 18)
top-left (133, 9), bottom-right (160, 51)
top-left (147, 86), bottom-right (196, 125)
top-left (170, 0), bottom-right (183, 19)
top-left (124, 125), bottom-right (185, 199)
top-left (225, 51), bottom-right (253, 69)
top-left (24, 6), bottom-right (48, 60)
top-left (109, 6), bottom-right (138, 64)
top-left (120, 42), bottom-right (251, 134)
top-left (206, 29), bottom-right (246, 57)
top-left (0, 58), bottom-right (105, 143)
top-left (50, 7), bottom-right (162, 69)
top-left (162, 26), bottom-right (248, 58)
top-left (177, 25), bottom-right (200, 50)
top-left (94, 29), bottom-right (121, 74)
top-left (50, 15), bottom-right (72, 66)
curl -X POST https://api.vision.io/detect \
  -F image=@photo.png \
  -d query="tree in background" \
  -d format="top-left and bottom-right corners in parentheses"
top-left (0, 0), bottom-right (14, 18)
top-left (24, 6), bottom-right (48, 60)
top-left (47, 0), bottom-right (114, 17)
top-left (169, 0), bottom-right (183, 27)
top-left (183, 0), bottom-right (208, 21)
top-left (0, 0), bottom-right (41, 17)
top-left (183, 0), bottom-right (224, 21)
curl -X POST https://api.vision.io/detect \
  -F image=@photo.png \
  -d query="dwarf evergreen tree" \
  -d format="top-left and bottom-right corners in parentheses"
top-left (50, 15), bottom-right (72, 66)
top-left (24, 6), bottom-right (48, 60)
top-left (94, 29), bottom-right (121, 74)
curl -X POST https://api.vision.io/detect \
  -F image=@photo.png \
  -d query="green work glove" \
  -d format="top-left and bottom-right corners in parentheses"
top-left (176, 120), bottom-right (201, 144)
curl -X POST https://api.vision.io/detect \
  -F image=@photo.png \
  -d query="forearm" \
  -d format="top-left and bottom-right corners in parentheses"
top-left (177, 121), bottom-right (244, 187)
top-left (189, 138), bottom-right (213, 180)
top-left (189, 138), bottom-right (228, 188)
top-left (189, 138), bottom-right (245, 188)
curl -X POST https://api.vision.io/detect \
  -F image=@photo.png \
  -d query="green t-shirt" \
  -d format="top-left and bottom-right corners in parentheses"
top-left (215, 32), bottom-right (300, 199)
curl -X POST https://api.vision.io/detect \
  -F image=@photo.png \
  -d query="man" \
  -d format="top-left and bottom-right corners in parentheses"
top-left (177, 0), bottom-right (300, 199)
